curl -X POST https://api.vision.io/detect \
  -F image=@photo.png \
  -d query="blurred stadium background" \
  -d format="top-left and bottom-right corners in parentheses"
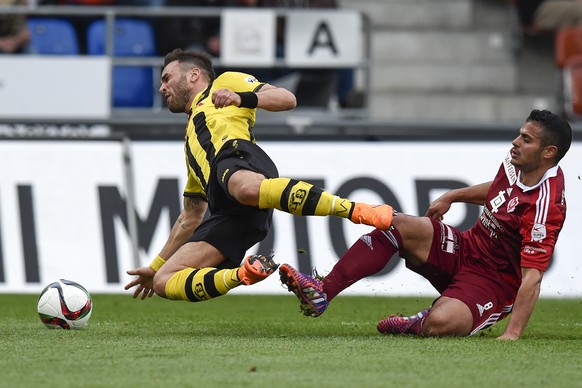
top-left (4, 0), bottom-right (579, 132)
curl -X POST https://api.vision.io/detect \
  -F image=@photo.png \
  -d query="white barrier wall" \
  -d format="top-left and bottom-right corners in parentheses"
top-left (0, 57), bottom-right (111, 119)
top-left (0, 140), bottom-right (580, 298)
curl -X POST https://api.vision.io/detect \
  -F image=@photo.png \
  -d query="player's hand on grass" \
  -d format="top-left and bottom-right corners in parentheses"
top-left (124, 266), bottom-right (156, 300)
top-left (496, 333), bottom-right (519, 341)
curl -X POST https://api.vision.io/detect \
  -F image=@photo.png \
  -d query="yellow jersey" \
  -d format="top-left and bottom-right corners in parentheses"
top-left (183, 71), bottom-right (265, 199)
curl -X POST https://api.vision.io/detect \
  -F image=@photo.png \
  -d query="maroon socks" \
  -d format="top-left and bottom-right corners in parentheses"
top-left (323, 228), bottom-right (402, 301)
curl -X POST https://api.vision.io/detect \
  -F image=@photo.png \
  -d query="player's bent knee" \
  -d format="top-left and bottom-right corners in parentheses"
top-left (228, 170), bottom-right (263, 206)
top-left (423, 314), bottom-right (471, 337)
top-left (234, 184), bottom-right (258, 205)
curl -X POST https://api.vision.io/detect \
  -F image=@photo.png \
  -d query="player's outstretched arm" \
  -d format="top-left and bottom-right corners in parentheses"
top-left (212, 85), bottom-right (296, 112)
top-left (255, 84), bottom-right (297, 112)
top-left (425, 181), bottom-right (492, 219)
top-left (497, 267), bottom-right (544, 340)
top-left (124, 196), bottom-right (207, 299)
top-left (157, 196), bottom-right (208, 261)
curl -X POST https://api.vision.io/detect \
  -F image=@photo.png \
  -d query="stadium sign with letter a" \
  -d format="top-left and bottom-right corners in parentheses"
top-left (285, 10), bottom-right (362, 67)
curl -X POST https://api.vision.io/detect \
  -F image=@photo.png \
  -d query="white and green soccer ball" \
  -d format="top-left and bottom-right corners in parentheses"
top-left (37, 279), bottom-right (93, 330)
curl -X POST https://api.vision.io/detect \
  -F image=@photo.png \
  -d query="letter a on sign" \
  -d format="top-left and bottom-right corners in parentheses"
top-left (308, 22), bottom-right (338, 55)
top-left (285, 10), bottom-right (361, 67)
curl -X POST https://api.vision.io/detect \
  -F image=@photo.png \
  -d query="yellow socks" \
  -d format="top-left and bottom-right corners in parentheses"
top-left (164, 267), bottom-right (241, 302)
top-left (258, 178), bottom-right (354, 218)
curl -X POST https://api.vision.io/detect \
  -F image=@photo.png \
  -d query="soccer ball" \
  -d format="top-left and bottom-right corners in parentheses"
top-left (37, 279), bottom-right (93, 330)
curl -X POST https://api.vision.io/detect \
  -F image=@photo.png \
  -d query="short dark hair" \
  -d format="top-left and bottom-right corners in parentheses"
top-left (163, 49), bottom-right (216, 82)
top-left (526, 109), bottom-right (572, 162)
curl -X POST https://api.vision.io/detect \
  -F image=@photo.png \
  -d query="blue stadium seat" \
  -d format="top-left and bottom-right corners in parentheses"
top-left (27, 18), bottom-right (80, 55)
top-left (87, 18), bottom-right (157, 108)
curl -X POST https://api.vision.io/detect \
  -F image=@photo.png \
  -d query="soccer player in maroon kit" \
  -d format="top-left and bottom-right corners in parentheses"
top-left (279, 109), bottom-right (572, 340)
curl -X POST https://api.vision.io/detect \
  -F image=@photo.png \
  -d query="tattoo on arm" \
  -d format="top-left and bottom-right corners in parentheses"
top-left (184, 196), bottom-right (201, 209)
top-left (179, 195), bottom-right (205, 230)
top-left (177, 215), bottom-right (186, 230)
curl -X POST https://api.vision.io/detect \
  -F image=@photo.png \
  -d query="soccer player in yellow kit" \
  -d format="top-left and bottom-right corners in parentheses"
top-left (124, 49), bottom-right (392, 303)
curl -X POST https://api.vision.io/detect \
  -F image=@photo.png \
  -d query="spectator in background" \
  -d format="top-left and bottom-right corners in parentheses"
top-left (157, 0), bottom-right (233, 56)
top-left (515, 0), bottom-right (582, 32)
top-left (257, 0), bottom-right (362, 108)
top-left (158, 0), bottom-right (362, 109)
top-left (0, 0), bottom-right (31, 54)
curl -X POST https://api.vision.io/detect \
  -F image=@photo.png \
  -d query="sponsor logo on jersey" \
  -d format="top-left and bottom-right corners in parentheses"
top-left (489, 190), bottom-right (506, 213)
top-left (245, 76), bottom-right (258, 83)
top-left (531, 223), bottom-right (547, 241)
top-left (524, 245), bottom-right (548, 255)
top-left (507, 197), bottom-right (519, 213)
top-left (479, 207), bottom-right (505, 239)
top-left (503, 153), bottom-right (518, 185)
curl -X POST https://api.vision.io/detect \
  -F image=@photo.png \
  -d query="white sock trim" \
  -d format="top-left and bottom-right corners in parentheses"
top-left (330, 195), bottom-right (338, 215)
top-left (223, 270), bottom-right (232, 290)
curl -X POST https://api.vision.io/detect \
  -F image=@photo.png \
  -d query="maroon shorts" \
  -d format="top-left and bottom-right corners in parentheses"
top-left (406, 219), bottom-right (517, 335)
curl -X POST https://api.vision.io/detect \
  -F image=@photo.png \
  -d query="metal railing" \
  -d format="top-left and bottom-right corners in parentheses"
top-left (4, 5), bottom-right (582, 139)
top-left (5, 114), bottom-right (578, 141)
top-left (1, 4), bottom-right (372, 117)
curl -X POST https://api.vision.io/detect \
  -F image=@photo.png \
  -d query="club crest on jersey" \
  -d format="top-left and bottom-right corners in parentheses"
top-left (507, 197), bottom-right (519, 213)
top-left (531, 223), bottom-right (547, 241)
top-left (289, 189), bottom-right (307, 212)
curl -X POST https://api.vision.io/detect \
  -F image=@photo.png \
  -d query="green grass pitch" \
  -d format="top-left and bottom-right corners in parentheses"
top-left (1, 294), bottom-right (581, 387)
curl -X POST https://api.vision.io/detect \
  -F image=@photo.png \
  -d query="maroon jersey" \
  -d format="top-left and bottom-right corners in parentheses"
top-left (463, 152), bottom-right (567, 288)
